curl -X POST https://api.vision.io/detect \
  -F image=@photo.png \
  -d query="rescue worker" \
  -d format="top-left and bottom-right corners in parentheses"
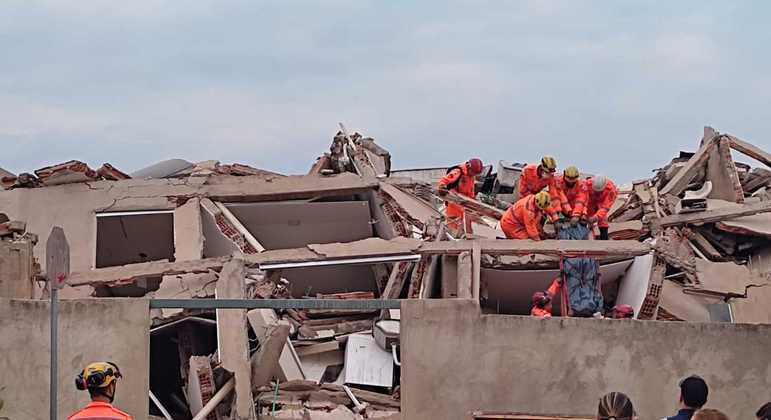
top-left (554, 166), bottom-right (586, 217)
top-left (610, 304), bottom-right (634, 319)
top-left (69, 361), bottom-right (132, 420)
top-left (531, 278), bottom-right (562, 317)
top-left (500, 191), bottom-right (551, 240)
top-left (437, 158), bottom-right (484, 234)
top-left (518, 156), bottom-right (558, 199)
top-left (571, 175), bottom-right (618, 240)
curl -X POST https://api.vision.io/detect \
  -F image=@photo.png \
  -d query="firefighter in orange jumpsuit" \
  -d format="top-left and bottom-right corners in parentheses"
top-left (437, 158), bottom-right (484, 234)
top-left (519, 156), bottom-right (565, 225)
top-left (571, 175), bottom-right (618, 240)
top-left (69, 362), bottom-right (132, 420)
top-left (553, 166), bottom-right (585, 217)
top-left (531, 278), bottom-right (562, 317)
top-left (500, 191), bottom-right (551, 240)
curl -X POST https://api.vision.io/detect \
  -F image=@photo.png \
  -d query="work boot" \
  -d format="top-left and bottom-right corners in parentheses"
top-left (599, 226), bottom-right (609, 240)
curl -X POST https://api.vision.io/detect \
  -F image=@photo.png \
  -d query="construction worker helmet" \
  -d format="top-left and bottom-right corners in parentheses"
top-left (563, 166), bottom-right (580, 182)
top-left (534, 191), bottom-right (551, 210)
top-left (76, 362), bottom-right (122, 390)
top-left (592, 175), bottom-right (608, 192)
top-left (540, 156), bottom-right (557, 172)
top-left (467, 158), bottom-right (484, 175)
top-left (531, 291), bottom-right (551, 308)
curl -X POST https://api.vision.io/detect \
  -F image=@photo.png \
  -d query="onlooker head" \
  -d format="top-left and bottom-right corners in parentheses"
top-left (757, 401), bottom-right (771, 420)
top-left (598, 391), bottom-right (635, 420)
top-left (666, 375), bottom-right (709, 420)
top-left (692, 408), bottom-right (730, 420)
top-left (680, 375), bottom-right (709, 409)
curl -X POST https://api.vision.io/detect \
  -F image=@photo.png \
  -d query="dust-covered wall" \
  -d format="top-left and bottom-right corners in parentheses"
top-left (401, 300), bottom-right (771, 420)
top-left (0, 298), bottom-right (150, 420)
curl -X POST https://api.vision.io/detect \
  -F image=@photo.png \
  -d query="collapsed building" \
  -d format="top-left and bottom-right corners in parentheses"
top-left (0, 125), bottom-right (769, 420)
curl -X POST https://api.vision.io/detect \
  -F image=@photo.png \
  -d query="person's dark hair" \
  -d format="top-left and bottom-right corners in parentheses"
top-left (757, 401), bottom-right (771, 420)
top-left (598, 392), bottom-right (635, 419)
top-left (680, 375), bottom-right (709, 408)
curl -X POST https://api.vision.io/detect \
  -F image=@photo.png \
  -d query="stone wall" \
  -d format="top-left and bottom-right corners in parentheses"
top-left (401, 299), bottom-right (771, 420)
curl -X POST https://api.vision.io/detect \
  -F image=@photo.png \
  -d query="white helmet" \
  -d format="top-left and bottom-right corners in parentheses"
top-left (592, 175), bottom-right (607, 192)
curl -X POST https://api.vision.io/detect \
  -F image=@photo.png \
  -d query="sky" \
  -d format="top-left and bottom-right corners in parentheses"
top-left (2, 1), bottom-right (770, 183)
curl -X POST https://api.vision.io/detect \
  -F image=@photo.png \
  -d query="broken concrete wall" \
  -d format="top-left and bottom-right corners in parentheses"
top-left (401, 299), bottom-right (771, 420)
top-left (0, 174), bottom-right (375, 274)
top-left (0, 179), bottom-right (181, 273)
top-left (0, 298), bottom-right (150, 420)
top-left (0, 238), bottom-right (35, 298)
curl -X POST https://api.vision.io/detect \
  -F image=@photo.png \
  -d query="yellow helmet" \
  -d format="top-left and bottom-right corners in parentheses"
top-left (76, 362), bottom-right (122, 390)
top-left (534, 191), bottom-right (551, 210)
top-left (540, 156), bottom-right (557, 171)
top-left (563, 166), bottom-right (580, 181)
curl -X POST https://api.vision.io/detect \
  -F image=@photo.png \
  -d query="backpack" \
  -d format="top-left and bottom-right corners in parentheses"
top-left (559, 224), bottom-right (604, 317)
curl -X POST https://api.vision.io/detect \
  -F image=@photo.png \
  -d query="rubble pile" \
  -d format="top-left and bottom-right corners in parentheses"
top-left (1, 123), bottom-right (769, 419)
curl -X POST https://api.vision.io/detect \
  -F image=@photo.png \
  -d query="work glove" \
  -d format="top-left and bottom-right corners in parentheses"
top-left (437, 186), bottom-right (448, 197)
top-left (570, 216), bottom-right (580, 227)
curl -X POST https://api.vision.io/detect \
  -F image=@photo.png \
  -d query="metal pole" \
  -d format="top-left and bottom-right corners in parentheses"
top-left (50, 287), bottom-right (58, 420)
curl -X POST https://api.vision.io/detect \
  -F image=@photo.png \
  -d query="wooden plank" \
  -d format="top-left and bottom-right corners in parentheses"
top-left (442, 190), bottom-right (505, 220)
top-left (655, 200), bottom-right (771, 228)
top-left (659, 136), bottom-right (718, 197)
top-left (726, 134), bottom-right (771, 168)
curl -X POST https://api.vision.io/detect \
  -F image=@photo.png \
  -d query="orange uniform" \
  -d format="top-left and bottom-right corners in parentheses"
top-left (500, 195), bottom-right (544, 240)
top-left (574, 177), bottom-right (618, 228)
top-left (519, 164), bottom-right (562, 222)
top-left (530, 279), bottom-right (561, 317)
top-left (553, 175), bottom-right (587, 216)
top-left (68, 401), bottom-right (132, 420)
top-left (438, 163), bottom-right (477, 230)
top-left (531, 306), bottom-right (552, 317)
top-left (518, 163), bottom-right (557, 199)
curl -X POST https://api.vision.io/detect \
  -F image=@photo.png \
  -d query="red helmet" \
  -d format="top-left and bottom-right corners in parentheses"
top-left (612, 304), bottom-right (634, 319)
top-left (467, 158), bottom-right (483, 175)
top-left (531, 291), bottom-right (551, 308)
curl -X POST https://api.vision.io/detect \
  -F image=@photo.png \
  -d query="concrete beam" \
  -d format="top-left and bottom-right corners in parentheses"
top-left (726, 134), bottom-right (771, 168)
top-left (659, 135), bottom-right (718, 197)
top-left (656, 200), bottom-right (771, 229)
top-left (215, 258), bottom-right (254, 420)
top-left (419, 239), bottom-right (651, 257)
top-left (69, 238), bottom-right (650, 287)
